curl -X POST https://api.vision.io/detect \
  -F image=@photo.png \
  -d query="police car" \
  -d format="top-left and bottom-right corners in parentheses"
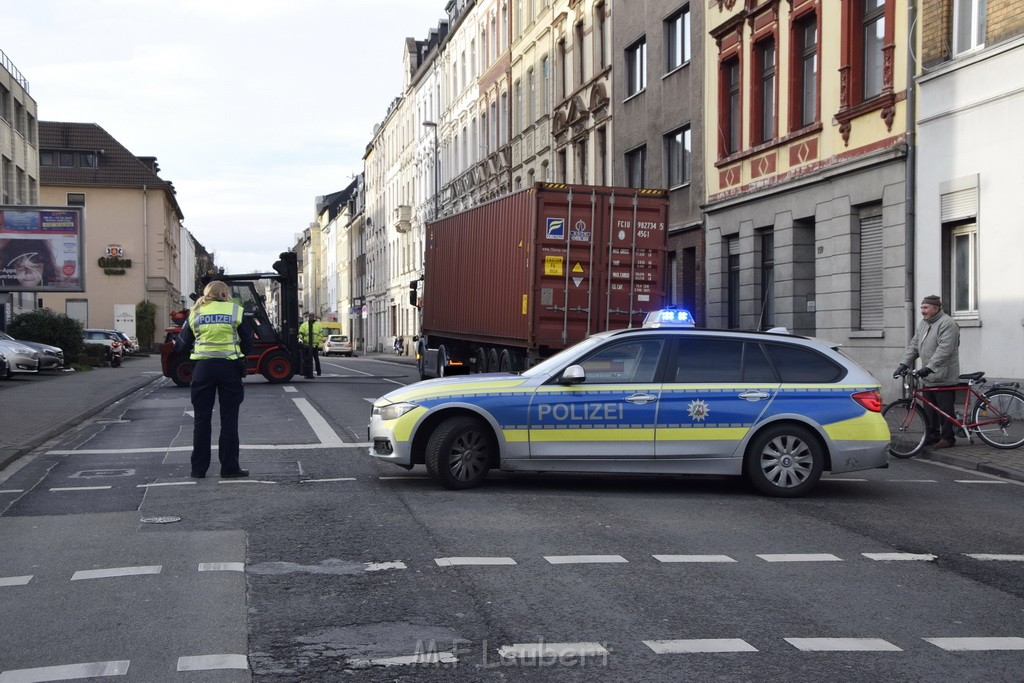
top-left (368, 310), bottom-right (889, 497)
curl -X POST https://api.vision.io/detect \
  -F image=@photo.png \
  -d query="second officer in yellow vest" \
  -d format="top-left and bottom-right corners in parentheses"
top-left (175, 280), bottom-right (255, 478)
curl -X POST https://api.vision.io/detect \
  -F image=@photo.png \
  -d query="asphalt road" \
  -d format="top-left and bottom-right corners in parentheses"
top-left (1, 355), bottom-right (1022, 681)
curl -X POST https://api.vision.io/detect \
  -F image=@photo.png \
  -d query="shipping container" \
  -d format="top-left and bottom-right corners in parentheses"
top-left (417, 183), bottom-right (669, 379)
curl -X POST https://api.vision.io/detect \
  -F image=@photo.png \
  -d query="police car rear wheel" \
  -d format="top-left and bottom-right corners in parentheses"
top-left (745, 424), bottom-right (823, 497)
top-left (425, 416), bottom-right (493, 490)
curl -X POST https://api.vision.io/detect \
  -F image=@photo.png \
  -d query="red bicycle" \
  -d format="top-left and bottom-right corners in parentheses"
top-left (883, 368), bottom-right (1024, 457)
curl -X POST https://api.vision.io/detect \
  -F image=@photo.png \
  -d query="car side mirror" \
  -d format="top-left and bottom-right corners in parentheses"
top-left (559, 365), bottom-right (586, 385)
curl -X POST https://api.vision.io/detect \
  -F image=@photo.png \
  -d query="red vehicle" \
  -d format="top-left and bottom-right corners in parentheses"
top-left (160, 252), bottom-right (300, 386)
top-left (415, 182), bottom-right (669, 379)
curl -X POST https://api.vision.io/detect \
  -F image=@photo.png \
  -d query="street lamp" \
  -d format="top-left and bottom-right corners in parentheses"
top-left (422, 121), bottom-right (440, 220)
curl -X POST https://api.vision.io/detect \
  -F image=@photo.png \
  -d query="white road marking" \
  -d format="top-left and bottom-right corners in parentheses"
top-left (653, 554), bottom-right (736, 563)
top-left (49, 486), bottom-right (112, 492)
top-left (0, 489), bottom-right (24, 494)
top-left (544, 555), bottom-right (628, 564)
top-left (301, 478), bottom-right (356, 483)
top-left (862, 553), bottom-right (937, 561)
top-left (0, 660), bottom-right (130, 682)
top-left (176, 654), bottom-right (249, 671)
top-left (293, 397), bottom-right (344, 446)
top-left (886, 479), bottom-right (938, 483)
top-left (644, 639), bottom-right (757, 654)
top-left (498, 642), bottom-right (609, 659)
top-left (184, 410), bottom-right (194, 418)
top-left (199, 562), bottom-right (245, 572)
top-left (343, 364), bottom-right (408, 387)
top-left (136, 481), bottom-right (196, 488)
top-left (284, 386), bottom-right (298, 393)
top-left (0, 575), bottom-right (33, 586)
top-left (71, 565), bottom-right (162, 581)
top-left (350, 652), bottom-right (458, 667)
top-left (435, 557), bottom-right (517, 566)
top-left (218, 479), bottom-right (276, 484)
top-left (378, 476), bottom-right (426, 480)
top-left (757, 553), bottom-right (842, 562)
top-left (365, 561), bottom-right (407, 571)
top-left (955, 479), bottom-right (1010, 484)
top-left (48, 443), bottom-right (369, 455)
top-left (825, 478), bottom-right (868, 482)
top-left (785, 638), bottom-right (902, 651)
top-left (924, 637), bottom-right (1024, 651)
top-left (966, 554), bottom-right (1024, 561)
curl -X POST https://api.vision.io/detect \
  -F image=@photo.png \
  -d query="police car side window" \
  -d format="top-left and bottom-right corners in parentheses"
top-left (762, 343), bottom-right (844, 383)
top-left (674, 338), bottom-right (743, 383)
top-left (743, 343), bottom-right (778, 383)
top-left (579, 339), bottom-right (664, 383)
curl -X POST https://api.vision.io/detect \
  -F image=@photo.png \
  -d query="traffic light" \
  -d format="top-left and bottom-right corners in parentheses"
top-left (409, 280), bottom-right (419, 307)
top-left (272, 251), bottom-right (297, 283)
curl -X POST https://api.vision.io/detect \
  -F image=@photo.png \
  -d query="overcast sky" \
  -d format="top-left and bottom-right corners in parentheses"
top-left (2, 0), bottom-right (446, 274)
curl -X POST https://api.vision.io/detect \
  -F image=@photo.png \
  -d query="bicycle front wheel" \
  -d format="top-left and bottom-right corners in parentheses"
top-left (971, 389), bottom-right (1024, 449)
top-left (883, 399), bottom-right (928, 458)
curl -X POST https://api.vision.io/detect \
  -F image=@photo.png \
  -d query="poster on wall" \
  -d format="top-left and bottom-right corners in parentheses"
top-left (0, 206), bottom-right (85, 292)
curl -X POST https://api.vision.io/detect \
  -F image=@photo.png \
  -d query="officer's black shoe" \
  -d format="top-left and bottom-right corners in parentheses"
top-left (221, 469), bottom-right (249, 478)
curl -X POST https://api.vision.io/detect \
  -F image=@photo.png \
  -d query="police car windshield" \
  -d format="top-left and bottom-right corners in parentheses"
top-left (520, 333), bottom-right (616, 379)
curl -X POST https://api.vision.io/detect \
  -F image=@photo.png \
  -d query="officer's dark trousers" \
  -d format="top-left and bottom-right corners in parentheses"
top-left (190, 358), bottom-right (245, 476)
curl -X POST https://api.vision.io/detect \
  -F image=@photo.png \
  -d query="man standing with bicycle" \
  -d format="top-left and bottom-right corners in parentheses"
top-left (894, 295), bottom-right (961, 448)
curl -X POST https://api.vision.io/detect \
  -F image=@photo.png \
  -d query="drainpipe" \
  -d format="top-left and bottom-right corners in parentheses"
top-left (904, 1), bottom-right (918, 345)
top-left (142, 185), bottom-right (149, 295)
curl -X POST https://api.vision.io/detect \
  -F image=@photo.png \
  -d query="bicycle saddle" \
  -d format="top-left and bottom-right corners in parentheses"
top-left (959, 371), bottom-right (985, 381)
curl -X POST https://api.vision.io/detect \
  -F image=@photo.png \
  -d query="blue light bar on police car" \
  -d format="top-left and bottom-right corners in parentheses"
top-left (642, 308), bottom-right (695, 328)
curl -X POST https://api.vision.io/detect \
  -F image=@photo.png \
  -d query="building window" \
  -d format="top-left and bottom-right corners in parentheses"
top-left (755, 39), bottom-right (776, 144)
top-left (950, 224), bottom-right (978, 315)
top-left (528, 68), bottom-right (536, 123)
top-left (542, 56), bottom-right (551, 114)
top-left (858, 209), bottom-right (884, 329)
top-left (664, 126), bottom-right (691, 188)
top-left (721, 58), bottom-right (741, 155)
top-left (67, 192), bottom-right (85, 207)
top-left (0, 84), bottom-right (9, 121)
top-left (575, 21), bottom-right (586, 86)
top-left (626, 37), bottom-right (647, 96)
top-left (862, 0), bottom-right (885, 100)
top-left (575, 139), bottom-right (588, 184)
top-left (80, 153), bottom-right (96, 168)
top-left (595, 3), bottom-right (607, 69)
top-left (665, 6), bottom-right (691, 72)
top-left (514, 79), bottom-right (522, 134)
top-left (557, 149), bottom-right (567, 183)
top-left (727, 237), bottom-right (740, 329)
top-left (40, 152), bottom-right (54, 166)
top-left (953, 0), bottom-right (986, 55)
top-left (59, 153), bottom-right (74, 167)
top-left (759, 230), bottom-right (775, 329)
top-left (558, 39), bottom-right (568, 100)
top-left (625, 145), bottom-right (647, 188)
top-left (596, 126), bottom-right (607, 185)
top-left (794, 15), bottom-right (818, 129)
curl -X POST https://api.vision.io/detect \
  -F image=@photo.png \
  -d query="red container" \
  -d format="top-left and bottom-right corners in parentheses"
top-left (422, 183), bottom-right (669, 363)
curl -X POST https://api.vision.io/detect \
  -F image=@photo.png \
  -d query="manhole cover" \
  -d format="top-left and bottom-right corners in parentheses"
top-left (140, 516), bottom-right (181, 524)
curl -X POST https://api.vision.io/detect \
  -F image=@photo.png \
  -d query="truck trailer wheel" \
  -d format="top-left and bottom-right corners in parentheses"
top-left (169, 358), bottom-right (193, 387)
top-left (261, 352), bottom-right (295, 383)
top-left (498, 349), bottom-right (514, 373)
top-left (486, 348), bottom-right (500, 373)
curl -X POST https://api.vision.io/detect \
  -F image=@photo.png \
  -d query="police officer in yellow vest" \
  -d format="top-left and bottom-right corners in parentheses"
top-left (298, 311), bottom-right (325, 378)
top-left (175, 280), bottom-right (254, 478)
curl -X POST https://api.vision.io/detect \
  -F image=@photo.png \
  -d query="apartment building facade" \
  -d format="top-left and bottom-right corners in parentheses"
top-left (37, 122), bottom-right (185, 349)
top-left (0, 49), bottom-right (40, 325)
top-left (510, 0), bottom-right (555, 187)
top-left (914, 0), bottom-right (1024, 382)
top-left (612, 1), bottom-right (706, 324)
top-left (703, 0), bottom-right (911, 387)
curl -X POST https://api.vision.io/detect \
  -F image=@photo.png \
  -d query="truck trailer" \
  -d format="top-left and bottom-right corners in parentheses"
top-left (416, 182), bottom-right (669, 380)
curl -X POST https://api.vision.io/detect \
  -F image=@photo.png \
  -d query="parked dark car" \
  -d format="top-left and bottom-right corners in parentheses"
top-left (0, 331), bottom-right (63, 371)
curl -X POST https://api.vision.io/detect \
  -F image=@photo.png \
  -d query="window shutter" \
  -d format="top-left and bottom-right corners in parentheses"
top-left (859, 214), bottom-right (884, 329)
top-left (941, 188), bottom-right (977, 222)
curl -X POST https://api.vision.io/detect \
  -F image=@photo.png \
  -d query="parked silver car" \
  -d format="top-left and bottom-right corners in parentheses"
top-left (0, 332), bottom-right (63, 371)
top-left (0, 336), bottom-right (40, 377)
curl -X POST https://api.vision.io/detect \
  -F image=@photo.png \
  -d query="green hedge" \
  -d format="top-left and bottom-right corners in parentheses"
top-left (7, 310), bottom-right (86, 363)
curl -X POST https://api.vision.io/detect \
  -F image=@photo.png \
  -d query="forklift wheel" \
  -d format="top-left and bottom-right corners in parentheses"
top-left (262, 352), bottom-right (295, 384)
top-left (169, 358), bottom-right (193, 387)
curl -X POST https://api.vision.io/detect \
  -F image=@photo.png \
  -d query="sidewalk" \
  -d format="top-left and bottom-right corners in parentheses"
top-left (0, 355), bottom-right (163, 470)
top-left (3, 351), bottom-right (1023, 484)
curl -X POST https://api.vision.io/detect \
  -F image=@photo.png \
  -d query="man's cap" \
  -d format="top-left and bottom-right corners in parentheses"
top-left (921, 295), bottom-right (942, 307)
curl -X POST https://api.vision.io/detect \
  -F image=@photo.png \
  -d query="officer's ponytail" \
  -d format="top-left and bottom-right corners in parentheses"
top-left (191, 280), bottom-right (231, 318)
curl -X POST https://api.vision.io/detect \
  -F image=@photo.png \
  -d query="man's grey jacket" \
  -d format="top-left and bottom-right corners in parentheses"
top-left (901, 311), bottom-right (961, 386)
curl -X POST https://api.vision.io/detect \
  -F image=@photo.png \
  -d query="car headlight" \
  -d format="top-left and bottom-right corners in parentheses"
top-left (373, 402), bottom-right (418, 421)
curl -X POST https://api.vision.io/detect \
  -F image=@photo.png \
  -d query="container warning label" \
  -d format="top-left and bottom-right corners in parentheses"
top-left (544, 255), bottom-right (564, 275)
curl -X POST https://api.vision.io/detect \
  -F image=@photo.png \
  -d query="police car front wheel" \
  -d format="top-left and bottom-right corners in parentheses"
top-left (425, 416), bottom-right (494, 490)
top-left (745, 424), bottom-right (824, 498)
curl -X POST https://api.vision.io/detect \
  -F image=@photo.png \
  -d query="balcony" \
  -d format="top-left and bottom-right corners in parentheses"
top-left (394, 205), bottom-right (412, 233)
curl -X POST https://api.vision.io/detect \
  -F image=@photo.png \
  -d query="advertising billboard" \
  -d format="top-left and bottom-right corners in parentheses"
top-left (0, 206), bottom-right (85, 293)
